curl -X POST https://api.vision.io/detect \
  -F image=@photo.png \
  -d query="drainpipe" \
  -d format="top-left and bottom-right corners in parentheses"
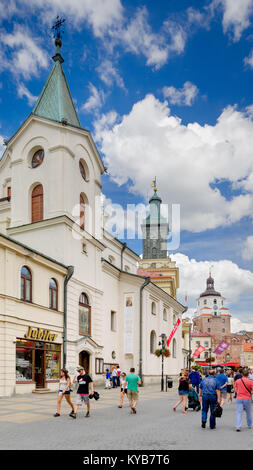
top-left (63, 265), bottom-right (74, 368)
top-left (121, 243), bottom-right (127, 271)
top-left (139, 277), bottom-right (151, 382)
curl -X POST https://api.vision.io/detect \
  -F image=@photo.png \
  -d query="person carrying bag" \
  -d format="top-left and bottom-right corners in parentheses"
top-left (234, 368), bottom-right (253, 432)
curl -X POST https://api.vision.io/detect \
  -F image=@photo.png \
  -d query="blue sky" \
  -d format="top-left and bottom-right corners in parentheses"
top-left (1, 0), bottom-right (253, 330)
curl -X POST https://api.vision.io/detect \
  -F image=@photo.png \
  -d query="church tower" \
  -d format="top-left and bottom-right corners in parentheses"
top-left (138, 179), bottom-right (179, 298)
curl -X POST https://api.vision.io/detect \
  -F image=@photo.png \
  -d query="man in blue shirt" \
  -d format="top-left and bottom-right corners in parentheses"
top-left (199, 369), bottom-right (220, 429)
top-left (216, 369), bottom-right (229, 407)
top-left (189, 368), bottom-right (202, 394)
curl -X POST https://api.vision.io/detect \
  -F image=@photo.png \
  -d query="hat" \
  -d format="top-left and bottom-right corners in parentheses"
top-left (77, 366), bottom-right (84, 371)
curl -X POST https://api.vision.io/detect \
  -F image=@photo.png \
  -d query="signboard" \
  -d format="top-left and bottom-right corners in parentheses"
top-left (124, 294), bottom-right (134, 354)
top-left (214, 341), bottom-right (229, 355)
top-left (193, 345), bottom-right (205, 357)
top-left (24, 326), bottom-right (58, 342)
top-left (167, 318), bottom-right (181, 347)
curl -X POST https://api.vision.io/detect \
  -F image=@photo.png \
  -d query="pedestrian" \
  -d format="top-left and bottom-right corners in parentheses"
top-left (105, 368), bottom-right (111, 389)
top-left (234, 368), bottom-right (253, 432)
top-left (118, 372), bottom-right (128, 408)
top-left (199, 369), bottom-right (220, 430)
top-left (70, 366), bottom-right (94, 419)
top-left (173, 372), bottom-right (189, 414)
top-left (112, 366), bottom-right (117, 388)
top-left (216, 368), bottom-right (229, 407)
top-left (248, 369), bottom-right (253, 381)
top-left (54, 368), bottom-right (75, 417)
top-left (227, 371), bottom-right (234, 404)
top-left (189, 367), bottom-right (202, 394)
top-left (125, 368), bottom-right (141, 414)
top-left (116, 365), bottom-right (121, 387)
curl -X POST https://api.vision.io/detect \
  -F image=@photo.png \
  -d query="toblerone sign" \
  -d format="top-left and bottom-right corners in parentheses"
top-left (24, 326), bottom-right (58, 342)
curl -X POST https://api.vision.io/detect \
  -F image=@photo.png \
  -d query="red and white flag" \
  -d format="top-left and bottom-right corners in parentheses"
top-left (167, 318), bottom-right (181, 347)
top-left (193, 345), bottom-right (205, 357)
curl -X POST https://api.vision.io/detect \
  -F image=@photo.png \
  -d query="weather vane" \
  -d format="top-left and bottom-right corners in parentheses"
top-left (52, 16), bottom-right (66, 40)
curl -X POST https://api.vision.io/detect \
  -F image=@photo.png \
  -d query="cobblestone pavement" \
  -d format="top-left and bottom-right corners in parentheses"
top-left (0, 386), bottom-right (252, 450)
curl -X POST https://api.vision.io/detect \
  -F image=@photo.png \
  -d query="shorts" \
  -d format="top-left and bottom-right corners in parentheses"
top-left (220, 390), bottom-right (227, 399)
top-left (121, 388), bottom-right (127, 394)
top-left (127, 390), bottom-right (139, 402)
top-left (227, 385), bottom-right (233, 393)
top-left (58, 390), bottom-right (70, 395)
top-left (179, 391), bottom-right (189, 396)
top-left (76, 394), bottom-right (89, 405)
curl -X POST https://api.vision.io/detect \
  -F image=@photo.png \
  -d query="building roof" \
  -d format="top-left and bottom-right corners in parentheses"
top-left (32, 46), bottom-right (81, 128)
top-left (199, 275), bottom-right (221, 298)
top-left (137, 269), bottom-right (172, 279)
top-left (244, 343), bottom-right (253, 352)
top-left (191, 331), bottom-right (211, 337)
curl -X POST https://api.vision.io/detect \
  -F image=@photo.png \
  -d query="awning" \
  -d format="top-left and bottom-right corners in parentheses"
top-left (221, 362), bottom-right (241, 367)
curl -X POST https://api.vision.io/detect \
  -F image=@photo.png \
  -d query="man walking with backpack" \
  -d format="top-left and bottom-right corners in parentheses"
top-left (199, 369), bottom-right (220, 430)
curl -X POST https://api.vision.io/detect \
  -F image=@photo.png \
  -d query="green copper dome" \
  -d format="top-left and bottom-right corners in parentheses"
top-left (32, 51), bottom-right (81, 128)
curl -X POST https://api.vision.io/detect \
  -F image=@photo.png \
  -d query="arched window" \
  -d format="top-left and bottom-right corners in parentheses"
top-left (32, 149), bottom-right (44, 168)
top-left (172, 338), bottom-right (177, 358)
top-left (150, 330), bottom-right (156, 354)
top-left (151, 302), bottom-right (156, 315)
top-left (108, 255), bottom-right (115, 264)
top-left (152, 247), bottom-right (157, 258)
top-left (79, 293), bottom-right (91, 336)
top-left (204, 299), bottom-right (207, 305)
top-left (21, 266), bottom-right (32, 302)
top-left (49, 278), bottom-right (58, 310)
top-left (173, 313), bottom-right (177, 324)
top-left (213, 299), bottom-right (217, 304)
top-left (80, 194), bottom-right (85, 230)
top-left (32, 184), bottom-right (43, 223)
top-left (163, 308), bottom-right (167, 321)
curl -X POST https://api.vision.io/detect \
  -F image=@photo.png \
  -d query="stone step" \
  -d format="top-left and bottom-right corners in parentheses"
top-left (32, 388), bottom-right (55, 394)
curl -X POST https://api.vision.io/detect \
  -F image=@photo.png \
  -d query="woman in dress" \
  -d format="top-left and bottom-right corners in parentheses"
top-left (118, 372), bottom-right (128, 408)
top-left (227, 371), bottom-right (234, 404)
top-left (54, 369), bottom-right (75, 417)
top-left (173, 372), bottom-right (190, 414)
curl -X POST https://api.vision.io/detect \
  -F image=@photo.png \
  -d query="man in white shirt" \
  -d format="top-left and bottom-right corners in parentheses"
top-left (112, 367), bottom-right (117, 388)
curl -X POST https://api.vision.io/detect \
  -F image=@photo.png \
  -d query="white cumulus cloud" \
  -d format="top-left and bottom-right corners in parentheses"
top-left (242, 236), bottom-right (253, 260)
top-left (162, 81), bottom-right (199, 106)
top-left (81, 83), bottom-right (105, 113)
top-left (212, 0), bottom-right (253, 41)
top-left (17, 83), bottom-right (38, 106)
top-left (94, 95), bottom-right (253, 233)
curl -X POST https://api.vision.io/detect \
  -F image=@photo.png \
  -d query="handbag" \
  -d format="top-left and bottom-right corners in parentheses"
top-left (213, 402), bottom-right (223, 418)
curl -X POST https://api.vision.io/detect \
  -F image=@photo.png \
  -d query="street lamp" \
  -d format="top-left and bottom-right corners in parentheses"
top-left (159, 333), bottom-right (167, 392)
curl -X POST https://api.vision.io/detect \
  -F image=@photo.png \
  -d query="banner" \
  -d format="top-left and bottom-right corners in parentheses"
top-left (124, 294), bottom-right (135, 354)
top-left (167, 318), bottom-right (181, 347)
top-left (214, 341), bottom-right (229, 355)
top-left (193, 345), bottom-right (205, 357)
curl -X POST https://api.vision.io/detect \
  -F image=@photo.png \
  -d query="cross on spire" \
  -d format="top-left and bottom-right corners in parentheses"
top-left (52, 16), bottom-right (66, 63)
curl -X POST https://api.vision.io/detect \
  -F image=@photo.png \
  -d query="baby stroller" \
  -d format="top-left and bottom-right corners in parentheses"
top-left (188, 388), bottom-right (201, 411)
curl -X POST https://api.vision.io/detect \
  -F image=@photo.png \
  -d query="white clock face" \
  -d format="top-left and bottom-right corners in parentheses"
top-left (213, 305), bottom-right (218, 310)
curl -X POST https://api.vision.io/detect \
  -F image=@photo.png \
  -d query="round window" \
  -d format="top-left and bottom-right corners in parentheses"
top-left (112, 351), bottom-right (116, 359)
top-left (32, 149), bottom-right (44, 168)
top-left (79, 160), bottom-right (86, 180)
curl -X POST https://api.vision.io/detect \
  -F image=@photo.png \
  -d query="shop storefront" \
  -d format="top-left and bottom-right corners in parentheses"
top-left (16, 326), bottom-right (61, 390)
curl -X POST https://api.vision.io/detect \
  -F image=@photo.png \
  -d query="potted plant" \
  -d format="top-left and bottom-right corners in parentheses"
top-left (154, 348), bottom-right (171, 358)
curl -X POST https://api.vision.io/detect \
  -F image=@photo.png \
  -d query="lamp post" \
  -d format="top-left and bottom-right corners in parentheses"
top-left (209, 347), bottom-right (212, 368)
top-left (159, 333), bottom-right (167, 392)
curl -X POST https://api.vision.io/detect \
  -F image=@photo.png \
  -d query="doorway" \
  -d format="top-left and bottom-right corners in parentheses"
top-left (35, 349), bottom-right (45, 388)
top-left (79, 351), bottom-right (90, 374)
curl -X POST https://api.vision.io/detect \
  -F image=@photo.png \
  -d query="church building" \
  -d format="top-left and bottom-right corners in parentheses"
top-left (0, 34), bottom-right (186, 396)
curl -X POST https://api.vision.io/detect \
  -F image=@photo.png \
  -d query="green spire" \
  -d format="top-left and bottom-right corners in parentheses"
top-left (32, 36), bottom-right (81, 128)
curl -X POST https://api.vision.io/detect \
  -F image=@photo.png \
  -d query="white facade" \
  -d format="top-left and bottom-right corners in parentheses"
top-left (0, 55), bottom-right (186, 395)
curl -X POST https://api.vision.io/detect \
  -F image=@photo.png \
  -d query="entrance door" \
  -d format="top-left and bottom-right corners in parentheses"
top-left (79, 351), bottom-right (90, 374)
top-left (35, 349), bottom-right (45, 388)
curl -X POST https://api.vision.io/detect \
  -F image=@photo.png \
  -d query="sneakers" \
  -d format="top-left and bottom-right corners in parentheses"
top-left (70, 412), bottom-right (76, 419)
top-left (173, 407), bottom-right (176, 411)
top-left (54, 413), bottom-right (60, 417)
top-left (131, 407), bottom-right (136, 414)
top-left (118, 406), bottom-right (122, 408)
top-left (85, 411), bottom-right (90, 418)
top-left (236, 428), bottom-right (241, 432)
top-left (201, 421), bottom-right (206, 428)
top-left (69, 410), bottom-right (75, 417)
top-left (182, 411), bottom-right (187, 414)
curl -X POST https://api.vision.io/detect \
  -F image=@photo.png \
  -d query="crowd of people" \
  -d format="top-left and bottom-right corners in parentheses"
top-left (173, 366), bottom-right (253, 431)
top-left (54, 365), bottom-right (141, 418)
top-left (52, 364), bottom-right (253, 432)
